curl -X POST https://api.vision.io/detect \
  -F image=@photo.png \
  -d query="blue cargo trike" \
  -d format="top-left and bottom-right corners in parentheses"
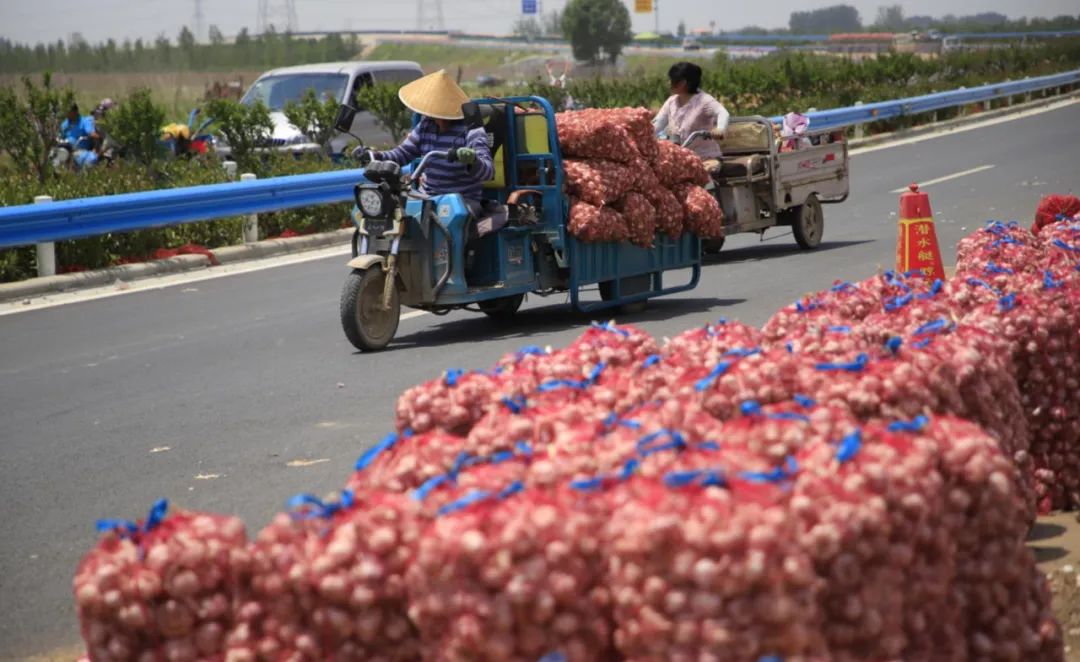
top-left (335, 97), bottom-right (701, 352)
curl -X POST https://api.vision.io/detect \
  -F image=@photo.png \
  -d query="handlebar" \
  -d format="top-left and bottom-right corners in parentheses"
top-left (681, 131), bottom-right (713, 149)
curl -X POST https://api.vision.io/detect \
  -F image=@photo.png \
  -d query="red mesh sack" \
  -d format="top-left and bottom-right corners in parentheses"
top-left (653, 140), bottom-right (710, 187)
top-left (961, 273), bottom-right (1080, 511)
top-left (346, 429), bottom-right (469, 494)
top-left (406, 482), bottom-right (615, 661)
top-left (568, 199), bottom-right (630, 243)
top-left (615, 192), bottom-right (658, 248)
top-left (1042, 221), bottom-right (1080, 272)
top-left (673, 183), bottom-right (724, 239)
top-left (563, 159), bottom-right (637, 207)
top-left (230, 490), bottom-right (422, 661)
top-left (662, 319), bottom-right (764, 369)
top-left (74, 500), bottom-right (249, 662)
top-left (642, 184), bottom-right (685, 238)
top-left (1033, 193), bottom-right (1080, 235)
top-left (555, 110), bottom-right (639, 163)
top-left (394, 368), bottom-right (535, 436)
top-left (926, 417), bottom-right (1062, 661)
top-left (605, 475), bottom-right (826, 660)
top-left (603, 107), bottom-right (660, 160)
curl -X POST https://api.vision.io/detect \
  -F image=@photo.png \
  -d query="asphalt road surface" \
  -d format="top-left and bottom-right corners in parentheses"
top-left (1, 100), bottom-right (1078, 658)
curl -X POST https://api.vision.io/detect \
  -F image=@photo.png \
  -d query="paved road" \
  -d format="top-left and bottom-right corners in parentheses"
top-left (1, 101), bottom-right (1078, 657)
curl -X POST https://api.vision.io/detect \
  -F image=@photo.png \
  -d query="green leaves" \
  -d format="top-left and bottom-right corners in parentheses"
top-left (0, 73), bottom-right (75, 184)
top-left (561, 0), bottom-right (633, 64)
top-left (283, 88), bottom-right (340, 153)
top-left (354, 82), bottom-right (412, 145)
top-left (203, 98), bottom-right (273, 171)
top-left (101, 87), bottom-right (167, 165)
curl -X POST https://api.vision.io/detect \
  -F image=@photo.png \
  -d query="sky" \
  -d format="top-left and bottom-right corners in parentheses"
top-left (0, 0), bottom-right (1077, 46)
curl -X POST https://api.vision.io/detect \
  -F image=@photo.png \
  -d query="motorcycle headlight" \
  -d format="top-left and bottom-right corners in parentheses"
top-left (359, 189), bottom-right (383, 217)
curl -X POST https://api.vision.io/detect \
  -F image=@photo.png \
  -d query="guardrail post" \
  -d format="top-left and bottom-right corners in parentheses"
top-left (853, 101), bottom-right (865, 139)
top-left (33, 195), bottom-right (56, 277)
top-left (223, 161), bottom-right (238, 181)
top-left (240, 173), bottom-right (258, 243)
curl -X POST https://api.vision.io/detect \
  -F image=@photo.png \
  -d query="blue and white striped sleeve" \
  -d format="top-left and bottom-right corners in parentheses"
top-left (378, 126), bottom-right (422, 165)
top-left (466, 128), bottom-right (495, 182)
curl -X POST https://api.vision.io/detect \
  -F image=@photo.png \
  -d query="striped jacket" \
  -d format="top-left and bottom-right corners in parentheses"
top-left (375, 119), bottom-right (494, 201)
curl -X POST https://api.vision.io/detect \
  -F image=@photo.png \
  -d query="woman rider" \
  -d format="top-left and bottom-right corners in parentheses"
top-left (652, 62), bottom-right (731, 172)
top-left (357, 70), bottom-right (496, 226)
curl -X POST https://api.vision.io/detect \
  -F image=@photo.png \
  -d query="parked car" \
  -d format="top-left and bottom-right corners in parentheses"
top-left (682, 37), bottom-right (701, 51)
top-left (216, 60), bottom-right (423, 159)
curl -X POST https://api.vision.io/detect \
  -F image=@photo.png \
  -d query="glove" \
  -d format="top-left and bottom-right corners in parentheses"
top-left (709, 128), bottom-right (725, 140)
top-left (352, 146), bottom-right (375, 166)
top-left (451, 147), bottom-right (477, 165)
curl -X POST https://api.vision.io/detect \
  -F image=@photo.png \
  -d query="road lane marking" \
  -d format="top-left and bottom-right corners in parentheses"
top-left (890, 165), bottom-right (996, 193)
top-left (401, 310), bottom-right (428, 321)
top-left (286, 458), bottom-right (330, 467)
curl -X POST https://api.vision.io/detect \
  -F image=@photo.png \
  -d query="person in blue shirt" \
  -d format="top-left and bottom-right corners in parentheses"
top-left (59, 104), bottom-right (100, 169)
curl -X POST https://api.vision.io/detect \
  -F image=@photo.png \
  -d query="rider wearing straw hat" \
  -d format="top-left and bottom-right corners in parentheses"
top-left (359, 70), bottom-right (494, 205)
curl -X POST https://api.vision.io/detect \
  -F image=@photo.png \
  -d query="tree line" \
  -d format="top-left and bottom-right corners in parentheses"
top-left (788, 5), bottom-right (1080, 35)
top-left (0, 28), bottom-right (361, 74)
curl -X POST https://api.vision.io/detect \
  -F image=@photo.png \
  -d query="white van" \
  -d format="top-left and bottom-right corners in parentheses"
top-left (218, 60), bottom-right (423, 158)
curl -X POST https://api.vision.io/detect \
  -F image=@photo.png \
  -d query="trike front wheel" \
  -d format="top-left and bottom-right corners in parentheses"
top-left (340, 268), bottom-right (400, 352)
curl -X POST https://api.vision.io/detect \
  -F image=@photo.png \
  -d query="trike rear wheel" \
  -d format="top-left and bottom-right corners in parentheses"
top-left (340, 268), bottom-right (400, 352)
top-left (787, 193), bottom-right (824, 249)
top-left (600, 274), bottom-right (650, 315)
top-left (478, 294), bottom-right (525, 320)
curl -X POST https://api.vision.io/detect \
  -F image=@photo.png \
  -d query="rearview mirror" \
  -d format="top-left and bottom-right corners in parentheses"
top-left (334, 104), bottom-right (358, 134)
top-left (461, 102), bottom-right (483, 131)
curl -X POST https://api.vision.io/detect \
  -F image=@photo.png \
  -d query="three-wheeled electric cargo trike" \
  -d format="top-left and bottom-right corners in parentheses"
top-left (336, 97), bottom-right (702, 352)
top-left (682, 116), bottom-right (850, 253)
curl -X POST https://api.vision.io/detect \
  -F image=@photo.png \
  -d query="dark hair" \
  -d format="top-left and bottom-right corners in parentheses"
top-left (668, 62), bottom-right (703, 93)
top-left (69, 103), bottom-right (80, 114)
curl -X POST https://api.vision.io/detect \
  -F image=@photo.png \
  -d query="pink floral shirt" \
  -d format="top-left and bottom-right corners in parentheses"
top-left (652, 91), bottom-right (730, 160)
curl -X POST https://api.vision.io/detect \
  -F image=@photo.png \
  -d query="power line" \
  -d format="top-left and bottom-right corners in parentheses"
top-left (258, 0), bottom-right (299, 34)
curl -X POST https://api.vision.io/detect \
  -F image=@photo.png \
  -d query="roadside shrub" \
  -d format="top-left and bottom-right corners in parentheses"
top-left (100, 87), bottom-right (167, 165)
top-left (203, 98), bottom-right (272, 170)
top-left (283, 87), bottom-right (340, 154)
top-left (0, 73), bottom-right (75, 183)
top-left (355, 82), bottom-right (412, 144)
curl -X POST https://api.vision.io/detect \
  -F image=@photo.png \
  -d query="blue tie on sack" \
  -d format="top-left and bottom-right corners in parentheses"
top-left (664, 468), bottom-right (727, 489)
top-left (286, 490), bottom-right (355, 520)
top-left (815, 353), bottom-right (868, 373)
top-left (695, 360), bottom-right (733, 391)
top-left (96, 498), bottom-right (169, 537)
top-left (835, 428), bottom-right (863, 463)
top-left (888, 415), bottom-right (930, 433)
top-left (355, 431), bottom-right (404, 471)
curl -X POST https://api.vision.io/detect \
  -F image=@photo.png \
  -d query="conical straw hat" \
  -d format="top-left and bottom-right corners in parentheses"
top-left (398, 70), bottom-right (470, 120)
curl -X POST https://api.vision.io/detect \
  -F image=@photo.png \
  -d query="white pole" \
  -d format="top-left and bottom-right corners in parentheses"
top-left (853, 101), bottom-right (865, 139)
top-left (223, 161), bottom-right (238, 180)
top-left (33, 195), bottom-right (56, 277)
top-left (240, 173), bottom-right (258, 243)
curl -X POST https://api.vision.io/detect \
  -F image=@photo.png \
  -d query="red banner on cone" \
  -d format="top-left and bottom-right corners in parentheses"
top-left (896, 183), bottom-right (945, 280)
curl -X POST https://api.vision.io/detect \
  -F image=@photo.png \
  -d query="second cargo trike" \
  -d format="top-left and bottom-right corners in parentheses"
top-left (336, 97), bottom-right (703, 352)
top-left (682, 115), bottom-right (850, 253)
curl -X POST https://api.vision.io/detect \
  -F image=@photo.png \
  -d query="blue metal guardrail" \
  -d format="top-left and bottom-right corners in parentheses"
top-left (789, 68), bottom-right (1080, 132)
top-left (0, 68), bottom-right (1077, 250)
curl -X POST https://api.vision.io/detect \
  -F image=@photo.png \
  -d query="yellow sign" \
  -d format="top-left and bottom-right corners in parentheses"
top-left (635, 0), bottom-right (653, 13)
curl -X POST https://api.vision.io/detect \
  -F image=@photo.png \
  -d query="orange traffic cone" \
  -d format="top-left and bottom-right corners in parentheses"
top-left (896, 183), bottom-right (945, 281)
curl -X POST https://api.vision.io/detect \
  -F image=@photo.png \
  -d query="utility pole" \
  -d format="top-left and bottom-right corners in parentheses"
top-left (415, 0), bottom-right (446, 32)
top-left (193, 0), bottom-right (205, 42)
top-left (257, 0), bottom-right (298, 34)
top-left (655, 0), bottom-right (660, 35)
